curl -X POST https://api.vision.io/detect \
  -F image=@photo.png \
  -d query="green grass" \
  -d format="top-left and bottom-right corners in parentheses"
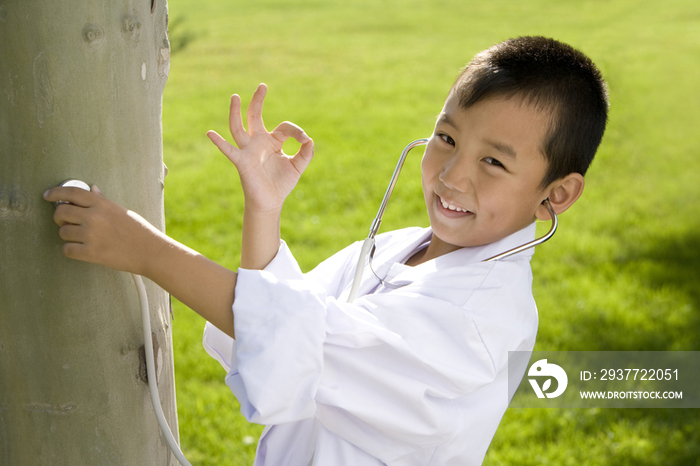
top-left (162, 0), bottom-right (700, 464)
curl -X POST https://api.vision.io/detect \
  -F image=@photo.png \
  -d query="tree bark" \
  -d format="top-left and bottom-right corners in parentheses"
top-left (0, 1), bottom-right (179, 464)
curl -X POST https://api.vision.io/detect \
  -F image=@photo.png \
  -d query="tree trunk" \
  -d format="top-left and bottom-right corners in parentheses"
top-left (0, 1), bottom-right (179, 464)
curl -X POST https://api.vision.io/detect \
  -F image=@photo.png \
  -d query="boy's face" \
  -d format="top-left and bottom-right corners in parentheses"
top-left (421, 93), bottom-right (552, 253)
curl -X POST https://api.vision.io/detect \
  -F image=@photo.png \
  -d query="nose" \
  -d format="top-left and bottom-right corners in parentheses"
top-left (438, 151), bottom-right (473, 193)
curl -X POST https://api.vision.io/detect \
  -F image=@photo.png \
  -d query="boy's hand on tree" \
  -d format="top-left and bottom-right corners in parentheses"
top-left (45, 185), bottom-right (238, 336)
top-left (44, 186), bottom-right (163, 276)
top-left (206, 83), bottom-right (314, 214)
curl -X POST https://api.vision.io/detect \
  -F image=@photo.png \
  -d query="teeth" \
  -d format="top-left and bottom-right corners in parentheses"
top-left (440, 197), bottom-right (468, 213)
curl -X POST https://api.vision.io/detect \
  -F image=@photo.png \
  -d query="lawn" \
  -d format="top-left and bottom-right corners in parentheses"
top-left (161, 0), bottom-right (700, 464)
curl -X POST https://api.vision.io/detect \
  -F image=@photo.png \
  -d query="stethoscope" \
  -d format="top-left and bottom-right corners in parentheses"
top-left (347, 138), bottom-right (558, 302)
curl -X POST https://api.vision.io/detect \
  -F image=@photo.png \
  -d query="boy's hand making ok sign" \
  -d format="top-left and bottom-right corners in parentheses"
top-left (206, 83), bottom-right (315, 215)
top-left (207, 84), bottom-right (315, 270)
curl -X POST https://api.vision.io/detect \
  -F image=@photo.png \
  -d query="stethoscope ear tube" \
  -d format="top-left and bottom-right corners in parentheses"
top-left (368, 139), bottom-right (431, 239)
top-left (348, 139), bottom-right (430, 303)
top-left (481, 199), bottom-right (558, 262)
top-left (347, 237), bottom-right (375, 302)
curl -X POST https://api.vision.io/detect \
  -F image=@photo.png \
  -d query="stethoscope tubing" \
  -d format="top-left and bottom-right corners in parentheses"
top-left (347, 139), bottom-right (558, 302)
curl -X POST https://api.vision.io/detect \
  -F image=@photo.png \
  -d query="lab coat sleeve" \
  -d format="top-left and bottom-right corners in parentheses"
top-left (204, 239), bottom-right (518, 463)
top-left (202, 240), bottom-right (309, 374)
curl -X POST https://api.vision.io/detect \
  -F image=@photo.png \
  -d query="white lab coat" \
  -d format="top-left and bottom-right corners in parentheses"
top-left (203, 224), bottom-right (539, 466)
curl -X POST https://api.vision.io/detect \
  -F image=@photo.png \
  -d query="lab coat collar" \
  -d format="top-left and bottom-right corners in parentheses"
top-left (449, 222), bottom-right (537, 264)
top-left (375, 223), bottom-right (537, 289)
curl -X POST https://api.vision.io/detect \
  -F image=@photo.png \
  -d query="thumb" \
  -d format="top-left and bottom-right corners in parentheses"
top-left (290, 138), bottom-right (315, 175)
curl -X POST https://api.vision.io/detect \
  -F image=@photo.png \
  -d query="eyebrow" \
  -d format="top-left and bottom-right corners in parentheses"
top-left (485, 139), bottom-right (517, 158)
top-left (436, 112), bottom-right (457, 128)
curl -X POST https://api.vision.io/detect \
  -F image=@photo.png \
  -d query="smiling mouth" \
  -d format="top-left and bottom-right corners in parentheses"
top-left (436, 195), bottom-right (473, 217)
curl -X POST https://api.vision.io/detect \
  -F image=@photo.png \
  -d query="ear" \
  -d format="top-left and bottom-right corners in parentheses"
top-left (535, 173), bottom-right (585, 221)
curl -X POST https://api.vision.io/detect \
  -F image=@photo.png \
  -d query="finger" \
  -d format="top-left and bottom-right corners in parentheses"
top-left (58, 224), bottom-right (85, 243)
top-left (44, 186), bottom-right (96, 208)
top-left (62, 242), bottom-right (88, 261)
top-left (228, 94), bottom-right (250, 147)
top-left (246, 83), bottom-right (268, 135)
top-left (54, 203), bottom-right (88, 227)
top-left (207, 130), bottom-right (241, 164)
top-left (270, 121), bottom-right (311, 146)
top-left (290, 138), bottom-right (315, 175)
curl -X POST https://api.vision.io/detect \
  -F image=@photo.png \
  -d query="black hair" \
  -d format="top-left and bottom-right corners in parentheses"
top-left (452, 36), bottom-right (609, 188)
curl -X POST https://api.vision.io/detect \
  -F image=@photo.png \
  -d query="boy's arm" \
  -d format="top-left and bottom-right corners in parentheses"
top-left (44, 84), bottom-right (313, 338)
top-left (44, 186), bottom-right (238, 338)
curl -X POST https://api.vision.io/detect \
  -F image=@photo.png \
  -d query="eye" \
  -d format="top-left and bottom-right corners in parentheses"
top-left (438, 133), bottom-right (455, 146)
top-left (484, 156), bottom-right (505, 169)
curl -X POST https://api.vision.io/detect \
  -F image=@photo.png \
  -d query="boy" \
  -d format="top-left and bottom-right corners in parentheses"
top-left (45, 36), bottom-right (608, 465)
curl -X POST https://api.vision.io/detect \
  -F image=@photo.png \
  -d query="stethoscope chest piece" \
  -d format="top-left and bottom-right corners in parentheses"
top-left (54, 179), bottom-right (91, 208)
